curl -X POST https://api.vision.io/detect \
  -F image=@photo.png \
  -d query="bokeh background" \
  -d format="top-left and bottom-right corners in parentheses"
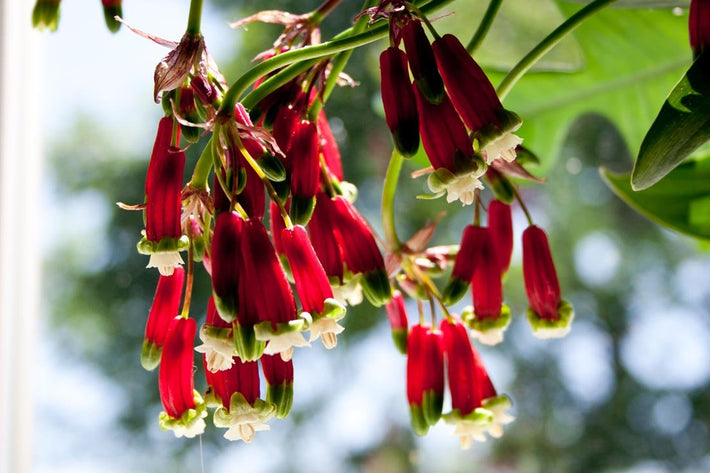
top-left (30, 0), bottom-right (710, 472)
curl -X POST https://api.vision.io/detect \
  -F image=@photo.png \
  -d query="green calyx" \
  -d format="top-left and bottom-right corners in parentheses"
top-left (442, 277), bottom-right (470, 306)
top-left (32, 1), bottom-right (61, 32)
top-left (474, 109), bottom-right (522, 151)
top-left (256, 153), bottom-right (287, 182)
top-left (289, 195), bottom-right (317, 226)
top-left (391, 328), bottom-right (408, 355)
top-left (213, 292), bottom-right (238, 323)
top-left (526, 299), bottom-right (575, 339)
top-left (443, 407), bottom-right (493, 426)
top-left (233, 322), bottom-right (265, 362)
top-left (140, 340), bottom-right (162, 371)
top-left (158, 390), bottom-right (207, 437)
top-left (360, 270), bottom-right (392, 307)
top-left (137, 235), bottom-right (190, 255)
top-left (266, 383), bottom-right (294, 419)
top-left (409, 404), bottom-right (430, 436)
top-left (422, 390), bottom-right (443, 426)
top-left (463, 303), bottom-right (512, 334)
top-left (213, 392), bottom-right (276, 430)
top-left (102, 5), bottom-right (122, 33)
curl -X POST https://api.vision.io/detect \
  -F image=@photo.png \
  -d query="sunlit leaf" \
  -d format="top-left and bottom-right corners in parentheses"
top-left (630, 52), bottom-right (710, 190)
top-left (601, 158), bottom-right (710, 240)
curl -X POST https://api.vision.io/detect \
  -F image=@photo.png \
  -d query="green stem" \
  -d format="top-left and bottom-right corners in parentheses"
top-left (466, 0), bottom-right (503, 54)
top-left (310, 0), bottom-right (344, 25)
top-left (186, 0), bottom-right (204, 35)
top-left (309, 0), bottom-right (378, 121)
top-left (189, 140), bottom-right (214, 189)
top-left (242, 59), bottom-right (318, 110)
top-left (382, 149), bottom-right (404, 251)
top-left (496, 0), bottom-right (617, 101)
top-left (218, 0), bottom-right (455, 117)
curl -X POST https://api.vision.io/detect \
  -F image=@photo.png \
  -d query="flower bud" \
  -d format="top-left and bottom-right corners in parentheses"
top-left (690, 0), bottom-right (710, 58)
top-left (402, 20), bottom-right (444, 103)
top-left (317, 110), bottom-right (344, 181)
top-left (261, 354), bottom-right (294, 419)
top-left (288, 120), bottom-right (320, 224)
top-left (384, 290), bottom-right (408, 354)
top-left (101, 0), bottom-right (122, 33)
top-left (380, 47), bottom-right (420, 157)
top-left (488, 200), bottom-right (513, 275)
top-left (141, 267), bottom-right (185, 371)
top-left (406, 324), bottom-right (444, 434)
top-left (211, 211), bottom-right (243, 322)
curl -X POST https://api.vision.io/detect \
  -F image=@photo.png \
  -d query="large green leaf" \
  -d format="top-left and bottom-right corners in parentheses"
top-left (630, 52), bottom-right (710, 190)
top-left (486, 3), bottom-right (690, 172)
top-left (601, 158), bottom-right (710, 240)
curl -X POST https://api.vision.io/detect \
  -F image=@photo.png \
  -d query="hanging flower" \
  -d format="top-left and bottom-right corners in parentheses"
top-left (206, 357), bottom-right (275, 443)
top-left (384, 290), bottom-right (408, 354)
top-left (440, 318), bottom-right (514, 449)
top-left (317, 110), bottom-right (344, 181)
top-left (380, 46), bottom-right (420, 157)
top-left (462, 227), bottom-right (511, 346)
top-left (261, 354), bottom-right (294, 419)
top-left (210, 211), bottom-right (244, 323)
top-left (406, 324), bottom-right (444, 435)
top-left (242, 219), bottom-right (309, 361)
top-left (308, 192), bottom-right (345, 282)
top-left (280, 225), bottom-right (346, 349)
top-left (690, 0), bottom-right (710, 58)
top-left (401, 19), bottom-right (444, 103)
top-left (330, 195), bottom-right (392, 306)
top-left (522, 225), bottom-right (574, 338)
top-left (141, 267), bottom-right (185, 371)
top-left (158, 317), bottom-right (207, 438)
top-left (101, 0), bottom-right (122, 33)
top-left (288, 120), bottom-right (320, 224)
top-left (195, 297), bottom-right (237, 373)
top-left (432, 34), bottom-right (523, 164)
top-left (414, 88), bottom-right (487, 206)
top-left (137, 116), bottom-right (189, 276)
top-left (442, 225), bottom-right (483, 305)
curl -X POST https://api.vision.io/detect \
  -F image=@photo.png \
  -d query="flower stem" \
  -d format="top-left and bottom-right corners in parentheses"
top-left (496, 0), bottom-right (617, 101)
top-left (180, 239), bottom-right (195, 319)
top-left (466, 0), bottom-right (503, 54)
top-left (310, 0), bottom-right (344, 25)
top-left (189, 141), bottom-right (214, 189)
top-left (186, 0), bottom-right (204, 35)
top-left (382, 149), bottom-right (404, 251)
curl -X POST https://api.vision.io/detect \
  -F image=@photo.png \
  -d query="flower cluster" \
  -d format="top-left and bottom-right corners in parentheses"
top-left (379, 12), bottom-right (523, 205)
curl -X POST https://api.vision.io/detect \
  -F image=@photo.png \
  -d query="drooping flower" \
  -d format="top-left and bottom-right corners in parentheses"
top-left (141, 266), bottom-right (185, 371)
top-left (401, 19), bottom-right (444, 103)
top-left (329, 195), bottom-right (392, 306)
top-left (414, 87), bottom-right (487, 206)
top-left (463, 227), bottom-right (511, 346)
top-left (261, 353), bottom-right (294, 419)
top-left (488, 200), bottom-right (514, 274)
top-left (432, 34), bottom-right (523, 164)
top-left (195, 297), bottom-right (237, 372)
top-left (158, 317), bottom-right (207, 438)
top-left (177, 85), bottom-right (202, 143)
top-left (308, 192), bottom-right (345, 282)
top-left (32, 0), bottom-right (61, 32)
top-left (317, 110), bottom-right (344, 181)
top-left (442, 225), bottom-right (484, 305)
top-left (406, 324), bottom-right (444, 435)
top-left (280, 225), bottom-right (346, 349)
top-left (137, 116), bottom-right (189, 276)
top-left (522, 225), bottom-right (574, 338)
top-left (440, 318), bottom-right (514, 449)
top-left (690, 0), bottom-right (710, 58)
top-left (206, 356), bottom-right (275, 443)
top-left (288, 120), bottom-right (320, 224)
top-left (380, 46), bottom-right (420, 157)
top-left (384, 290), bottom-right (408, 354)
top-left (242, 219), bottom-right (309, 360)
top-left (100, 0), bottom-right (122, 33)
top-left (210, 211), bottom-right (243, 323)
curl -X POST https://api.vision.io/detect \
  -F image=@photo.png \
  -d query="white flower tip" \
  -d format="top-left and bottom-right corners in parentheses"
top-left (172, 418), bottom-right (206, 439)
top-left (483, 132), bottom-right (523, 164)
top-left (444, 172), bottom-right (485, 206)
top-left (471, 327), bottom-right (505, 346)
top-left (532, 325), bottom-right (572, 339)
top-left (147, 251), bottom-right (185, 276)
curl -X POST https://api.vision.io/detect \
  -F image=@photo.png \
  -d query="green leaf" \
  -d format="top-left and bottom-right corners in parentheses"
top-left (601, 159), bottom-right (710, 240)
top-left (565, 0), bottom-right (689, 8)
top-left (630, 52), bottom-right (710, 190)
top-left (487, 5), bottom-right (690, 172)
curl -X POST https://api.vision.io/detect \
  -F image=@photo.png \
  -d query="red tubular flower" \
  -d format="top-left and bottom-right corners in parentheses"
top-left (440, 317), bottom-right (513, 448)
top-left (380, 47), bottom-right (420, 157)
top-left (272, 105), bottom-right (301, 170)
top-left (261, 354), bottom-right (294, 419)
top-left (406, 324), bottom-right (444, 435)
top-left (158, 317), bottom-right (206, 438)
top-left (195, 297), bottom-right (237, 373)
top-left (384, 290), bottom-right (408, 354)
top-left (690, 0), bottom-right (710, 57)
top-left (401, 19), bottom-right (444, 103)
top-left (330, 195), bottom-right (392, 306)
top-left (138, 117), bottom-right (189, 276)
top-left (488, 200), bottom-right (513, 274)
top-left (210, 211), bottom-right (244, 323)
top-left (317, 110), bottom-right (344, 181)
top-left (288, 120), bottom-right (320, 224)
top-left (242, 219), bottom-right (308, 360)
top-left (206, 356), bottom-right (275, 443)
top-left (432, 34), bottom-right (522, 164)
top-left (281, 225), bottom-right (346, 348)
top-left (467, 227), bottom-right (511, 346)
top-left (100, 0), bottom-right (122, 33)
top-left (442, 225), bottom-right (485, 305)
top-left (522, 225), bottom-right (574, 338)
top-left (141, 267), bottom-right (185, 371)
top-left (308, 193), bottom-right (345, 282)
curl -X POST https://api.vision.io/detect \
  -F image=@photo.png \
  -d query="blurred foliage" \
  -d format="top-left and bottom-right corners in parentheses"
top-left (42, 1), bottom-right (710, 472)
